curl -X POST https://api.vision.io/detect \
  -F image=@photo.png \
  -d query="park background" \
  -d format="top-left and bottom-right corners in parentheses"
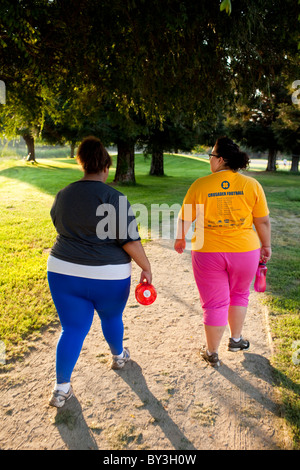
top-left (0, 0), bottom-right (299, 450)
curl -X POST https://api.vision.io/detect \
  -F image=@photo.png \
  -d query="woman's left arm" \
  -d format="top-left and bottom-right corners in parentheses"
top-left (253, 215), bottom-right (272, 262)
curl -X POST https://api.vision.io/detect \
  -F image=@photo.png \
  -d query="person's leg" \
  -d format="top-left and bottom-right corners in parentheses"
top-left (47, 272), bottom-right (95, 384)
top-left (91, 277), bottom-right (131, 356)
top-left (227, 306), bottom-right (247, 339)
top-left (204, 324), bottom-right (226, 354)
top-left (226, 249), bottom-right (260, 346)
top-left (192, 252), bottom-right (230, 356)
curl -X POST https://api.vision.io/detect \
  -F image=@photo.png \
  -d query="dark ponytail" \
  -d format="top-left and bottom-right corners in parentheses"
top-left (215, 136), bottom-right (249, 171)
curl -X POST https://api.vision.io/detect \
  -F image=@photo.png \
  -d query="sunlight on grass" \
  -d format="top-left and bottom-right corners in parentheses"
top-left (0, 165), bottom-right (59, 358)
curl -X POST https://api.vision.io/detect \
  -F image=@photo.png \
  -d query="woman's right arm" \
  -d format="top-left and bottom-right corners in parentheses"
top-left (253, 215), bottom-right (272, 263)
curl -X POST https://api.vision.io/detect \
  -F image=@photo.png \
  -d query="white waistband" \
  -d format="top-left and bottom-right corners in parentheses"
top-left (47, 255), bottom-right (131, 280)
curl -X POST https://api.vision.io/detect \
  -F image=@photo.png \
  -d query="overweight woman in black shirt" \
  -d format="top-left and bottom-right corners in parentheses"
top-left (47, 136), bottom-right (152, 407)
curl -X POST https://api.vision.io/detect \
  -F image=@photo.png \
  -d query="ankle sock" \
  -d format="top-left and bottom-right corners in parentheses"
top-left (55, 382), bottom-right (70, 393)
top-left (207, 350), bottom-right (217, 356)
top-left (114, 350), bottom-right (124, 359)
top-left (232, 337), bottom-right (241, 343)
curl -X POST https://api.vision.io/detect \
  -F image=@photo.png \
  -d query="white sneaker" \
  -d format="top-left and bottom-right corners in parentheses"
top-left (49, 386), bottom-right (73, 408)
top-left (111, 348), bottom-right (130, 370)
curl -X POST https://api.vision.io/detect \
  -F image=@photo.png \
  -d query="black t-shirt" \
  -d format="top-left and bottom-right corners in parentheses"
top-left (50, 180), bottom-right (140, 266)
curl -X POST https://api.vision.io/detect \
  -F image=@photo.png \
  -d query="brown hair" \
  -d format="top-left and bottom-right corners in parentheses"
top-left (215, 136), bottom-right (250, 171)
top-left (76, 136), bottom-right (112, 174)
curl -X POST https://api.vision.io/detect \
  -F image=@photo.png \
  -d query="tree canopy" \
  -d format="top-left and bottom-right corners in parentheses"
top-left (0, 0), bottom-right (299, 176)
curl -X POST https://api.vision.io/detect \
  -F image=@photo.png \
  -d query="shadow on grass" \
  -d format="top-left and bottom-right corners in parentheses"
top-left (0, 161), bottom-right (82, 196)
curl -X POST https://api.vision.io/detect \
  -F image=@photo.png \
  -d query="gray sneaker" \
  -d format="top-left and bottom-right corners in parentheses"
top-left (228, 336), bottom-right (250, 352)
top-left (111, 348), bottom-right (130, 370)
top-left (49, 386), bottom-right (73, 408)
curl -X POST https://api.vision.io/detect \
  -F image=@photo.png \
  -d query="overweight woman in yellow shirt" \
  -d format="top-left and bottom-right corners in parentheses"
top-left (174, 137), bottom-right (271, 367)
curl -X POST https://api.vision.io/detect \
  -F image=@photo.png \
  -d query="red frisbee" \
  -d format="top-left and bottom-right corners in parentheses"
top-left (135, 282), bottom-right (157, 305)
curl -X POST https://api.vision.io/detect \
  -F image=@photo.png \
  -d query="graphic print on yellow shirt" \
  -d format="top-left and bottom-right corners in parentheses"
top-left (179, 170), bottom-right (269, 252)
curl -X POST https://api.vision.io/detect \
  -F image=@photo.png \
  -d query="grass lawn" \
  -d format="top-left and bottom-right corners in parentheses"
top-left (0, 151), bottom-right (299, 447)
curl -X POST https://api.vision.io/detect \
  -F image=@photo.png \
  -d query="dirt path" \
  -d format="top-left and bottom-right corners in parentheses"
top-left (0, 240), bottom-right (292, 450)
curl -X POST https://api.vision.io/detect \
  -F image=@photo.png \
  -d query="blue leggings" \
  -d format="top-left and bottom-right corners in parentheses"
top-left (47, 272), bottom-right (131, 383)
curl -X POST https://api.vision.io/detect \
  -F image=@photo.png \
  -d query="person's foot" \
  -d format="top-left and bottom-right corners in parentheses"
top-left (200, 346), bottom-right (221, 368)
top-left (228, 336), bottom-right (250, 352)
top-left (49, 386), bottom-right (73, 408)
top-left (111, 348), bottom-right (130, 370)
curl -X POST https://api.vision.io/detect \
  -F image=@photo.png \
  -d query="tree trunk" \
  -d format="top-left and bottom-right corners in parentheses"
top-left (23, 134), bottom-right (36, 162)
top-left (291, 154), bottom-right (299, 172)
top-left (114, 140), bottom-right (135, 183)
top-left (150, 149), bottom-right (164, 176)
top-left (70, 141), bottom-right (76, 158)
top-left (266, 148), bottom-right (277, 171)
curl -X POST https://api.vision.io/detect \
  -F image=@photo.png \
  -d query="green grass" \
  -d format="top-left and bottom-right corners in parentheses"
top-left (0, 152), bottom-right (299, 448)
top-left (246, 170), bottom-right (300, 447)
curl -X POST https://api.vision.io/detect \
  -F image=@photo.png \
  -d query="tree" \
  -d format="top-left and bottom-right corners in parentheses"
top-left (226, 77), bottom-right (300, 171)
top-left (0, 1), bottom-right (47, 160)
top-left (50, 1), bottom-right (298, 181)
top-left (226, 96), bottom-right (281, 171)
top-left (0, 79), bottom-right (46, 161)
top-left (273, 102), bottom-right (300, 172)
top-left (139, 115), bottom-right (202, 176)
top-left (103, 105), bottom-right (145, 184)
top-left (41, 85), bottom-right (104, 157)
top-left (1, 1), bottom-right (299, 181)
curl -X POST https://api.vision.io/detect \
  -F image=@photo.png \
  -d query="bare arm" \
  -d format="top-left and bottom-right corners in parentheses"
top-left (174, 218), bottom-right (192, 253)
top-left (122, 240), bottom-right (152, 284)
top-left (253, 215), bottom-right (272, 262)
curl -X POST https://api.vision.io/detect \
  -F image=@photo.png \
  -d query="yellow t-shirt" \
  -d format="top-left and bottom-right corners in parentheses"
top-left (179, 170), bottom-right (269, 252)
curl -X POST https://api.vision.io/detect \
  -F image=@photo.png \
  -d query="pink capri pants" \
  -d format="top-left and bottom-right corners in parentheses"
top-left (191, 249), bottom-right (260, 327)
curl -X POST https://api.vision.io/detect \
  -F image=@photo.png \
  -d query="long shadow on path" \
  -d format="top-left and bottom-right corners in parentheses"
top-left (114, 360), bottom-right (197, 451)
top-left (53, 360), bottom-right (197, 450)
